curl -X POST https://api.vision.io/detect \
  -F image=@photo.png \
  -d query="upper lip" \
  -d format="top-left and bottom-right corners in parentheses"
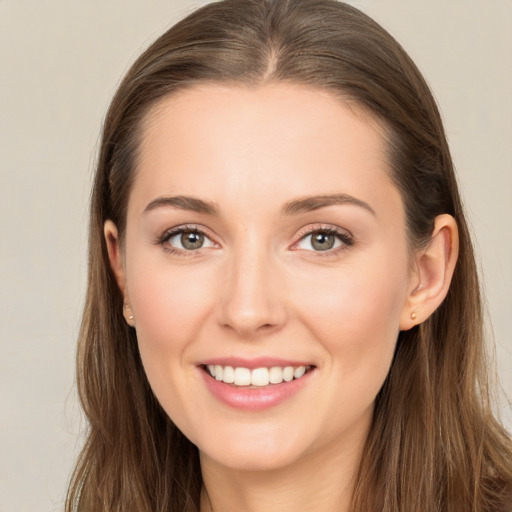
top-left (199, 357), bottom-right (315, 369)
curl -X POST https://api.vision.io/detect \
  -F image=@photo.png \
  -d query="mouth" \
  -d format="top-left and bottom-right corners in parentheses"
top-left (198, 360), bottom-right (317, 410)
top-left (200, 364), bottom-right (315, 388)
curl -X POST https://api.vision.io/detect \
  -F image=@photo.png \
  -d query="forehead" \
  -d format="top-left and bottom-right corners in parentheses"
top-left (130, 83), bottom-right (399, 219)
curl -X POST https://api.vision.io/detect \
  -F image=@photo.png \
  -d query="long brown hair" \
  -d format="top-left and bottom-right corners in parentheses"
top-left (66, 1), bottom-right (512, 510)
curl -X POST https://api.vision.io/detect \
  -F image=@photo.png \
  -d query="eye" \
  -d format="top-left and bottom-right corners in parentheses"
top-left (295, 228), bottom-right (352, 252)
top-left (162, 227), bottom-right (216, 251)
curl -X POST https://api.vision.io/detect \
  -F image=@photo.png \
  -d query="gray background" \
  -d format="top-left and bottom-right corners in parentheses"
top-left (1, 1), bottom-right (510, 510)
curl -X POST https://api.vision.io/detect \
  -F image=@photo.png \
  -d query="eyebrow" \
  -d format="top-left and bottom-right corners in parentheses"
top-left (282, 194), bottom-right (375, 216)
top-left (143, 195), bottom-right (218, 215)
top-left (143, 193), bottom-right (375, 217)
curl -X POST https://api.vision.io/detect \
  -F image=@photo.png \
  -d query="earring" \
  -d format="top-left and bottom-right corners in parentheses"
top-left (124, 303), bottom-right (135, 325)
top-left (410, 311), bottom-right (418, 320)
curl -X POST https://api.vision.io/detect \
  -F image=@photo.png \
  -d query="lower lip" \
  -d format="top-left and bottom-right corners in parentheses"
top-left (200, 368), bottom-right (314, 411)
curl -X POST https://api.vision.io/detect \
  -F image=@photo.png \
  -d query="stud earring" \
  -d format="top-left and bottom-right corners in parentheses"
top-left (410, 311), bottom-right (418, 320)
top-left (124, 303), bottom-right (135, 325)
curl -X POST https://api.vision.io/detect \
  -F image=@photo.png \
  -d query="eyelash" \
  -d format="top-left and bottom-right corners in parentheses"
top-left (157, 224), bottom-right (216, 256)
top-left (292, 224), bottom-right (354, 256)
top-left (156, 224), bottom-right (354, 256)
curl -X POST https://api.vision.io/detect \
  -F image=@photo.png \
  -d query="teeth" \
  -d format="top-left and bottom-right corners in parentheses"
top-left (234, 367), bottom-right (251, 386)
top-left (206, 364), bottom-right (309, 386)
top-left (283, 366), bottom-right (294, 382)
top-left (251, 367), bottom-right (270, 386)
top-left (293, 366), bottom-right (306, 379)
top-left (223, 365), bottom-right (235, 383)
top-left (269, 366), bottom-right (283, 384)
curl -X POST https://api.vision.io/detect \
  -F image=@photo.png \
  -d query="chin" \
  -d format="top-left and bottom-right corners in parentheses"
top-left (201, 445), bottom-right (303, 473)
top-left (194, 421), bottom-right (321, 472)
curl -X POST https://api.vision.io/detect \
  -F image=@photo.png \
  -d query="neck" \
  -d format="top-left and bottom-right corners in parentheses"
top-left (199, 427), bottom-right (367, 512)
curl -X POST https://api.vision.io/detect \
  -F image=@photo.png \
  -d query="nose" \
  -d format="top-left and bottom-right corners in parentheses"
top-left (216, 244), bottom-right (287, 338)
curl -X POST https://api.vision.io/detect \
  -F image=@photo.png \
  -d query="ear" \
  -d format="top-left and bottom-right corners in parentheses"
top-left (399, 214), bottom-right (459, 330)
top-left (104, 220), bottom-right (126, 292)
top-left (104, 220), bottom-right (135, 326)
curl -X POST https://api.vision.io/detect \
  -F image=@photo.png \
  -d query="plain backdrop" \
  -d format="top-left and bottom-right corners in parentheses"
top-left (0, 1), bottom-right (510, 510)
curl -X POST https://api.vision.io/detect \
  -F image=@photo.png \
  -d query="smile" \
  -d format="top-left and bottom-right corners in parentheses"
top-left (199, 361), bottom-right (316, 411)
top-left (206, 364), bottom-right (311, 387)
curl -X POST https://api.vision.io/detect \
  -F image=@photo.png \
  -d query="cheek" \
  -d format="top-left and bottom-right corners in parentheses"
top-left (291, 261), bottom-right (406, 435)
top-left (293, 251), bottom-right (408, 378)
top-left (299, 257), bottom-right (406, 333)
top-left (124, 255), bottom-right (221, 399)
top-left (124, 255), bottom-right (219, 426)
top-left (127, 257), bottom-right (215, 342)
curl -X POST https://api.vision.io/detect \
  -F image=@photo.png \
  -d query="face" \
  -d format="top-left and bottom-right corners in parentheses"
top-left (109, 84), bottom-right (416, 472)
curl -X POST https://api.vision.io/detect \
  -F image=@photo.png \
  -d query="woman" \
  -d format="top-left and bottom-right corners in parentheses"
top-left (66, 0), bottom-right (512, 510)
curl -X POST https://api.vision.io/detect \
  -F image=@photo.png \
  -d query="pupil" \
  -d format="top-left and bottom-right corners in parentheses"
top-left (181, 231), bottom-right (204, 249)
top-left (312, 232), bottom-right (334, 251)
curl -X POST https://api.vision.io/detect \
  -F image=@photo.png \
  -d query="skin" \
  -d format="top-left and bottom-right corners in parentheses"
top-left (105, 84), bottom-right (458, 512)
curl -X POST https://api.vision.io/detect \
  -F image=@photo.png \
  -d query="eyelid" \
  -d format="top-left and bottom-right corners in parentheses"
top-left (157, 224), bottom-right (219, 254)
top-left (155, 223), bottom-right (353, 255)
top-left (291, 223), bottom-right (354, 253)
